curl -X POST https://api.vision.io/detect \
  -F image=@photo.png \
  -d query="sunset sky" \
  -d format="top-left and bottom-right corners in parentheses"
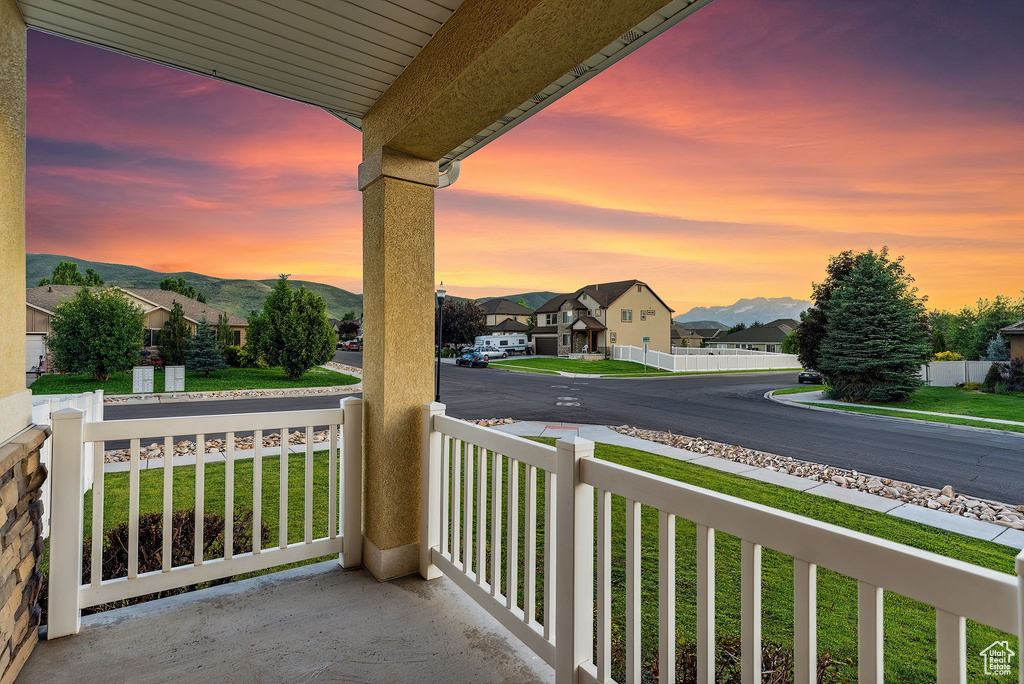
top-left (25, 0), bottom-right (1024, 313)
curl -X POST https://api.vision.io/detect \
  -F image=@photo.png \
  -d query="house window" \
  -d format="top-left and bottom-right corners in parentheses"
top-left (144, 329), bottom-right (160, 347)
top-left (637, 284), bottom-right (642, 293)
top-left (621, 310), bottom-right (632, 322)
top-left (641, 311), bottom-right (646, 321)
top-left (562, 311), bottom-right (572, 324)
top-left (561, 334), bottom-right (569, 347)
top-left (587, 309), bottom-right (592, 316)
top-left (610, 332), bottom-right (617, 343)
top-left (544, 313), bottom-right (557, 325)
top-left (233, 330), bottom-right (241, 346)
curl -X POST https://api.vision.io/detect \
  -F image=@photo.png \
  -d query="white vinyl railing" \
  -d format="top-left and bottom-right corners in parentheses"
top-left (615, 344), bottom-right (801, 372)
top-left (47, 397), bottom-right (362, 639)
top-left (421, 404), bottom-right (1024, 684)
top-left (31, 390), bottom-right (104, 537)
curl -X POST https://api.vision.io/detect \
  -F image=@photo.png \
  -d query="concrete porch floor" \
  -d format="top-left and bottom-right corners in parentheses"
top-left (19, 560), bottom-right (552, 683)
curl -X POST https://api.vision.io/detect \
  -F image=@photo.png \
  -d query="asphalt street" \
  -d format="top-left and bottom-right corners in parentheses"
top-left (103, 350), bottom-right (1024, 503)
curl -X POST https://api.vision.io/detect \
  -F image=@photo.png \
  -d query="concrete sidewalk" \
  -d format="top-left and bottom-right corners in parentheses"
top-left (774, 390), bottom-right (1024, 428)
top-left (493, 421), bottom-right (1024, 549)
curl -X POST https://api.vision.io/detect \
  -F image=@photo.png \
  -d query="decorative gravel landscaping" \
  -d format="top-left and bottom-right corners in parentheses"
top-left (30, 366), bottom-right (359, 395)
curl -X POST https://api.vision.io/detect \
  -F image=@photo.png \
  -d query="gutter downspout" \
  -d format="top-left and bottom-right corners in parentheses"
top-left (437, 160), bottom-right (461, 189)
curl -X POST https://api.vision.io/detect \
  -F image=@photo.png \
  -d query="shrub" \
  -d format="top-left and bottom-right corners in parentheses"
top-left (237, 342), bottom-right (267, 368)
top-left (932, 350), bottom-right (963, 361)
top-left (962, 382), bottom-right (982, 391)
top-left (656, 635), bottom-right (838, 683)
top-left (39, 508), bottom-right (267, 623)
top-left (48, 288), bottom-right (145, 380)
top-left (982, 362), bottom-right (1003, 393)
top-left (994, 381), bottom-right (1009, 395)
top-left (222, 345), bottom-right (243, 367)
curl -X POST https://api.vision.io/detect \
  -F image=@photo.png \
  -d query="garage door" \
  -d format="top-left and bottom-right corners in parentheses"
top-left (26, 335), bottom-right (45, 371)
top-left (535, 336), bottom-right (557, 356)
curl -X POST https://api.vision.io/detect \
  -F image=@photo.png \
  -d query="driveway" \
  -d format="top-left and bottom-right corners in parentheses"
top-left (104, 353), bottom-right (1023, 503)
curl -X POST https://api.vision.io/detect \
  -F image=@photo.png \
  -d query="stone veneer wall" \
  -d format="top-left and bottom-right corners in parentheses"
top-left (0, 427), bottom-right (48, 683)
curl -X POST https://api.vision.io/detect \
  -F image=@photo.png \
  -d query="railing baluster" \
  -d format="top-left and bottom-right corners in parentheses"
top-left (935, 610), bottom-right (966, 684)
top-left (304, 426), bottom-right (313, 544)
top-left (253, 429), bottom-right (262, 554)
top-left (543, 469), bottom-right (555, 641)
top-left (626, 498), bottom-right (641, 684)
top-left (697, 525), bottom-right (715, 684)
top-left (858, 581), bottom-right (883, 684)
top-left (506, 458), bottom-right (519, 610)
top-left (92, 440), bottom-right (105, 585)
top-left (328, 424), bottom-right (337, 539)
top-left (477, 446), bottom-right (487, 586)
top-left (225, 431), bottom-right (234, 559)
top-left (597, 489), bottom-right (612, 681)
top-left (441, 436), bottom-right (450, 557)
top-left (659, 510), bottom-right (676, 683)
top-left (452, 439), bottom-right (461, 566)
top-left (161, 436), bottom-right (172, 572)
top-left (128, 439), bottom-right (140, 579)
top-left (524, 464), bottom-right (537, 624)
top-left (794, 559), bottom-right (817, 684)
top-left (490, 451), bottom-right (502, 598)
top-left (463, 442), bottom-right (474, 576)
top-left (741, 540), bottom-right (762, 683)
top-left (279, 427), bottom-right (288, 549)
top-left (195, 434), bottom-right (205, 565)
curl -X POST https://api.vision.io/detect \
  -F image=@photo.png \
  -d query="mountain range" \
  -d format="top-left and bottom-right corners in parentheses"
top-left (26, 254), bottom-right (557, 319)
top-left (674, 297), bottom-right (811, 327)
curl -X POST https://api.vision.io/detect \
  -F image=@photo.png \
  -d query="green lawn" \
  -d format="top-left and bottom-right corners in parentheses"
top-left (800, 402), bottom-right (1024, 434)
top-left (773, 384), bottom-right (827, 395)
top-left (69, 440), bottom-right (1019, 682)
top-left (870, 386), bottom-right (1024, 422)
top-left (31, 366), bottom-right (359, 395)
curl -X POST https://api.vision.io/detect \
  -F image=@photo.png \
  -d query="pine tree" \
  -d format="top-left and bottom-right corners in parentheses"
top-left (983, 334), bottom-right (1010, 361)
top-left (185, 318), bottom-right (228, 377)
top-left (158, 301), bottom-right (192, 365)
top-left (818, 250), bottom-right (931, 402)
top-left (246, 276), bottom-right (336, 379)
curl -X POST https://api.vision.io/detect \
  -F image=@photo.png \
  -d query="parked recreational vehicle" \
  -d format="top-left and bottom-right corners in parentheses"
top-left (473, 334), bottom-right (530, 354)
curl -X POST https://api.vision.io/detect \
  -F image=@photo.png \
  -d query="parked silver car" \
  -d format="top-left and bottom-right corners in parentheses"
top-left (474, 346), bottom-right (508, 360)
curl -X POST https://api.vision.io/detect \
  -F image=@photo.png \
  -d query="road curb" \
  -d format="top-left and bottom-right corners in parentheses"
top-left (766, 390), bottom-right (1024, 438)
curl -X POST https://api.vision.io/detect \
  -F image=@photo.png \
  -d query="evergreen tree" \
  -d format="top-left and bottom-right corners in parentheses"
top-left (158, 301), bottom-right (192, 365)
top-left (48, 289), bottom-right (144, 380)
top-left (818, 250), bottom-right (931, 402)
top-left (983, 334), bottom-right (1010, 361)
top-left (185, 318), bottom-right (228, 377)
top-left (796, 250), bottom-right (859, 370)
top-left (216, 312), bottom-right (233, 348)
top-left (247, 275), bottom-right (336, 379)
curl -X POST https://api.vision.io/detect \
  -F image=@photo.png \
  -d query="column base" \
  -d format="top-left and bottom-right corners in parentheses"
top-left (0, 389), bottom-right (32, 445)
top-left (362, 535), bottom-right (419, 581)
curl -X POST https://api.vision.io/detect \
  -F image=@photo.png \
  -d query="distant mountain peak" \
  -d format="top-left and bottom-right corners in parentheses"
top-left (674, 296), bottom-right (810, 327)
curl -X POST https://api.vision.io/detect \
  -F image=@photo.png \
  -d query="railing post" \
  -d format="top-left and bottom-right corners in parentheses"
top-left (420, 402), bottom-right (445, 579)
top-left (47, 408), bottom-right (85, 638)
top-left (93, 389), bottom-right (104, 421)
top-left (341, 396), bottom-right (363, 569)
top-left (555, 436), bottom-right (594, 684)
top-left (1017, 549), bottom-right (1024, 684)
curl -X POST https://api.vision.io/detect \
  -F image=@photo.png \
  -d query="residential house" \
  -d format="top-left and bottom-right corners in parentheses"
top-left (671, 325), bottom-right (703, 348)
top-left (709, 318), bottom-right (799, 353)
top-left (1001, 319), bottom-right (1024, 359)
top-left (479, 298), bottom-right (532, 334)
top-left (531, 279), bottom-right (673, 356)
top-left (25, 285), bottom-right (247, 370)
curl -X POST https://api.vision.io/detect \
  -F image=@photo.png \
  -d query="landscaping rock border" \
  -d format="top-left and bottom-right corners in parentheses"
top-left (612, 426), bottom-right (1024, 530)
top-left (104, 429), bottom-right (333, 462)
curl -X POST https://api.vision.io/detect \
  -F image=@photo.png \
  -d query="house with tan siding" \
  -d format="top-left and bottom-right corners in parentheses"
top-left (25, 285), bottom-right (246, 371)
top-left (530, 280), bottom-right (673, 356)
top-left (479, 298), bottom-right (532, 334)
top-left (1001, 320), bottom-right (1024, 360)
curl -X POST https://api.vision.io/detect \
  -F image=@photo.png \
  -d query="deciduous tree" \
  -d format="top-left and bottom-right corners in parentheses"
top-left (48, 289), bottom-right (144, 380)
top-left (247, 275), bottom-right (336, 379)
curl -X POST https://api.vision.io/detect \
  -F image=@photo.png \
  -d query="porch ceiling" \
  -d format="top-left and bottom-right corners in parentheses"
top-left (17, 0), bottom-right (712, 170)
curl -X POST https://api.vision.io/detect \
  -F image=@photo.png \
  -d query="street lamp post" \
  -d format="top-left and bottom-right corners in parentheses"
top-left (435, 283), bottom-right (446, 402)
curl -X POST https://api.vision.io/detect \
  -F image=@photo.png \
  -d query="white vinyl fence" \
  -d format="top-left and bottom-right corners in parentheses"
top-left (920, 360), bottom-right (994, 387)
top-left (616, 345), bottom-right (801, 372)
top-left (421, 406), bottom-right (1024, 684)
top-left (46, 398), bottom-right (362, 639)
top-left (31, 391), bottom-right (104, 537)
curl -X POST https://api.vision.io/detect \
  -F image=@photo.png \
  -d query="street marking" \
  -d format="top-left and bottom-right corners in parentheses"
top-left (557, 397), bottom-right (579, 401)
top-left (556, 402), bottom-right (581, 406)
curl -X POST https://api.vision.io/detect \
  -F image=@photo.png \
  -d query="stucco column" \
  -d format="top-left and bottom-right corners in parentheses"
top-left (0, 0), bottom-right (31, 445)
top-left (358, 146), bottom-right (438, 580)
